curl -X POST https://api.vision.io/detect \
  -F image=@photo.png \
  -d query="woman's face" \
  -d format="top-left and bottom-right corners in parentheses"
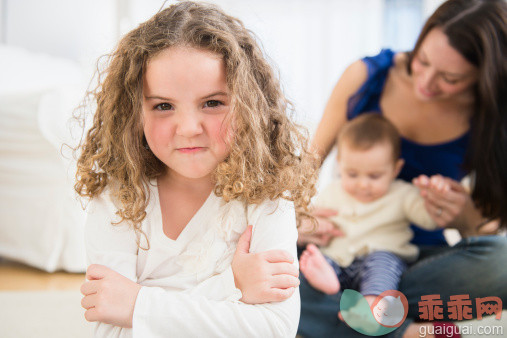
top-left (411, 27), bottom-right (478, 102)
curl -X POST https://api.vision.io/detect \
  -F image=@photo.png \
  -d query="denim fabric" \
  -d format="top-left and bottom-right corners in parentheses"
top-left (297, 235), bottom-right (507, 337)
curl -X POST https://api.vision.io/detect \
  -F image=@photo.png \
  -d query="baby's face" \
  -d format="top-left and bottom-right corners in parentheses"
top-left (338, 142), bottom-right (402, 203)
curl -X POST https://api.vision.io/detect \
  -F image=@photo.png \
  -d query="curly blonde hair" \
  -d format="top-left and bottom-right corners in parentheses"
top-left (75, 1), bottom-right (318, 239)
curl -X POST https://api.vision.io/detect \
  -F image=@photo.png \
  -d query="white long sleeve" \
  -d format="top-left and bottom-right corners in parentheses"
top-left (84, 187), bottom-right (300, 338)
top-left (402, 184), bottom-right (436, 231)
top-left (84, 191), bottom-right (138, 338)
top-left (132, 199), bottom-right (300, 337)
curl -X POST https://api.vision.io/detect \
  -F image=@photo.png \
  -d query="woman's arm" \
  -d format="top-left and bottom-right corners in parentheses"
top-left (311, 60), bottom-right (368, 161)
top-left (413, 175), bottom-right (495, 235)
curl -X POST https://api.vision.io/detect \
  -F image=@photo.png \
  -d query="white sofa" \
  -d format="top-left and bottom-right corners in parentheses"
top-left (0, 45), bottom-right (88, 272)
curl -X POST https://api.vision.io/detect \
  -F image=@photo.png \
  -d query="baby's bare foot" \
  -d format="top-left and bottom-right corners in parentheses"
top-left (300, 244), bottom-right (340, 294)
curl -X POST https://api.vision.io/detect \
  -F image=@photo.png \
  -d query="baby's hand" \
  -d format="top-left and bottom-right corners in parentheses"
top-left (232, 225), bottom-right (300, 304)
top-left (80, 264), bottom-right (141, 327)
top-left (413, 174), bottom-right (450, 193)
top-left (428, 175), bottom-right (451, 193)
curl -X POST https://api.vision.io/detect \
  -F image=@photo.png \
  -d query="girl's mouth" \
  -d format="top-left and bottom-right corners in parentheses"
top-left (177, 147), bottom-right (205, 154)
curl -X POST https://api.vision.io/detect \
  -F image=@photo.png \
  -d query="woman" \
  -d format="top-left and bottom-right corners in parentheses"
top-left (298, 0), bottom-right (507, 337)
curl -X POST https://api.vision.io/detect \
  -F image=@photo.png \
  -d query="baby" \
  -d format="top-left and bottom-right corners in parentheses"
top-left (300, 113), bottom-right (442, 309)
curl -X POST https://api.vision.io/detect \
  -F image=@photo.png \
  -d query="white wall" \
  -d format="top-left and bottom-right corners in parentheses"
top-left (2, 0), bottom-right (436, 190)
top-left (2, 0), bottom-right (431, 126)
top-left (4, 0), bottom-right (117, 64)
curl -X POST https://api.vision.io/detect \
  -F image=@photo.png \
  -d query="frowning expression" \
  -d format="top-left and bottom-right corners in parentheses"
top-left (142, 46), bottom-right (232, 180)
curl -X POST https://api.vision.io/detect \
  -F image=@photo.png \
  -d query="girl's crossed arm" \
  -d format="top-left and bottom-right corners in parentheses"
top-left (81, 195), bottom-right (300, 337)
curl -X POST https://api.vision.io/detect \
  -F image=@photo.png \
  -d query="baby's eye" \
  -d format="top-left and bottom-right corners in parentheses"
top-left (347, 172), bottom-right (358, 178)
top-left (155, 103), bottom-right (173, 111)
top-left (204, 100), bottom-right (223, 108)
top-left (369, 174), bottom-right (382, 179)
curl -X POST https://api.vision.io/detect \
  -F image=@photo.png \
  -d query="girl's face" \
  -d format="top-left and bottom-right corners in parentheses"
top-left (411, 27), bottom-right (478, 102)
top-left (337, 141), bottom-right (403, 204)
top-left (143, 46), bottom-right (232, 181)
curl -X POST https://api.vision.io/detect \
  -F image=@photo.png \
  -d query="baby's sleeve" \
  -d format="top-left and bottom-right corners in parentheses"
top-left (84, 192), bottom-right (139, 338)
top-left (402, 183), bottom-right (437, 230)
top-left (131, 198), bottom-right (300, 338)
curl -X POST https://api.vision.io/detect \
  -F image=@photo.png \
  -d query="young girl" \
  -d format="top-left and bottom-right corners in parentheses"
top-left (75, 2), bottom-right (317, 337)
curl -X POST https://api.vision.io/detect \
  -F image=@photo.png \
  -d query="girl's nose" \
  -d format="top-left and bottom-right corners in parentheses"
top-left (176, 110), bottom-right (203, 137)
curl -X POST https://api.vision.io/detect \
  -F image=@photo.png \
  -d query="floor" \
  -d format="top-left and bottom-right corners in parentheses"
top-left (0, 258), bottom-right (84, 291)
top-left (1, 258), bottom-right (505, 338)
top-left (0, 259), bottom-right (93, 338)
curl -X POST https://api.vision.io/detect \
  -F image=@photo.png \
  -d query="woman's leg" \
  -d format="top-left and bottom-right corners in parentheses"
top-left (298, 252), bottom-right (407, 337)
top-left (399, 235), bottom-right (507, 320)
top-left (298, 256), bottom-right (366, 337)
top-left (298, 275), bottom-right (369, 338)
top-left (298, 236), bottom-right (507, 337)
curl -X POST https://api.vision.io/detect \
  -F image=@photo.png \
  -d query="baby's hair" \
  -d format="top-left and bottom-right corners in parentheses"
top-left (74, 1), bottom-right (318, 240)
top-left (337, 113), bottom-right (401, 161)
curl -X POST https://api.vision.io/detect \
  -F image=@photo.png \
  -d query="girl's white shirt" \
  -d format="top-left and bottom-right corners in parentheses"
top-left (85, 179), bottom-right (300, 338)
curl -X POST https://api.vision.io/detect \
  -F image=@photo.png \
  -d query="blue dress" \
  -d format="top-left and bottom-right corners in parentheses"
top-left (346, 49), bottom-right (470, 246)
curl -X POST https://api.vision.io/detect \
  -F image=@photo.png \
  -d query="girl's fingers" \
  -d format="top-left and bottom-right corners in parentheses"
top-left (84, 307), bottom-right (100, 323)
top-left (270, 262), bottom-right (299, 277)
top-left (270, 275), bottom-right (300, 289)
top-left (80, 280), bottom-right (99, 296)
top-left (86, 264), bottom-right (110, 281)
top-left (268, 287), bottom-right (296, 302)
top-left (81, 293), bottom-right (98, 310)
top-left (263, 250), bottom-right (294, 264)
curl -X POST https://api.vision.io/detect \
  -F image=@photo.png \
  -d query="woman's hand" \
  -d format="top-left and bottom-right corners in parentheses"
top-left (80, 264), bottom-right (141, 328)
top-left (413, 175), bottom-right (469, 228)
top-left (297, 208), bottom-right (344, 247)
top-left (232, 225), bottom-right (300, 304)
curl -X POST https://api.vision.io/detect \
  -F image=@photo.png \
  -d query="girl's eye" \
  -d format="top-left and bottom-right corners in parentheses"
top-left (204, 100), bottom-right (222, 108)
top-left (155, 103), bottom-right (173, 111)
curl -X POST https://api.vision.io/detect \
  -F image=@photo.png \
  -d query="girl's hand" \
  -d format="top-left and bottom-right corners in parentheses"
top-left (413, 175), bottom-right (468, 228)
top-left (80, 264), bottom-right (141, 328)
top-left (232, 225), bottom-right (300, 304)
top-left (297, 208), bottom-right (344, 247)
